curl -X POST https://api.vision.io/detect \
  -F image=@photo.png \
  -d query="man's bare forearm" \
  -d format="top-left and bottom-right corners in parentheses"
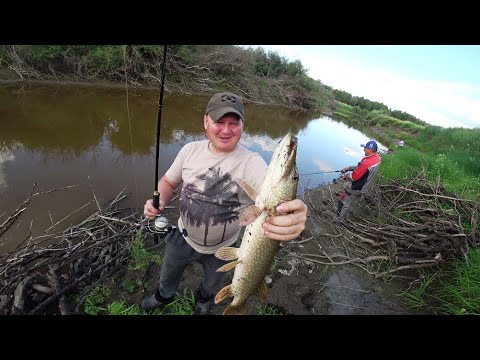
top-left (157, 176), bottom-right (177, 208)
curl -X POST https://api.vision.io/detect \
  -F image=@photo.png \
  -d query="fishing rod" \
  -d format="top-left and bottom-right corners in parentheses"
top-left (151, 45), bottom-right (169, 244)
top-left (300, 170), bottom-right (341, 176)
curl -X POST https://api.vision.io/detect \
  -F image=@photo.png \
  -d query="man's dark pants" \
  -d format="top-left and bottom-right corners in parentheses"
top-left (158, 228), bottom-right (229, 302)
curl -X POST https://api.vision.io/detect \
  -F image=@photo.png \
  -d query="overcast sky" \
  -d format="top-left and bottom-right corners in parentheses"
top-left (245, 45), bottom-right (480, 129)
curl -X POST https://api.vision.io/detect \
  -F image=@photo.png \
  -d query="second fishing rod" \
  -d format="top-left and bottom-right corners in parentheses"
top-left (300, 170), bottom-right (342, 176)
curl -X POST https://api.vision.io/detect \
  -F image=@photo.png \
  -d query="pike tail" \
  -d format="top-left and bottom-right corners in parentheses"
top-left (223, 303), bottom-right (248, 315)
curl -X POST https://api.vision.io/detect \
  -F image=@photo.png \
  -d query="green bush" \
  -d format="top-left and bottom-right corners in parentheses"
top-left (171, 45), bottom-right (195, 63)
top-left (18, 45), bottom-right (67, 68)
top-left (251, 47), bottom-right (307, 79)
top-left (85, 45), bottom-right (125, 72)
top-left (137, 45), bottom-right (164, 57)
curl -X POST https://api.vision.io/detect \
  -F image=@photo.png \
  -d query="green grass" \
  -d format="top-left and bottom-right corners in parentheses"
top-left (385, 130), bottom-right (414, 144)
top-left (85, 286), bottom-right (197, 315)
top-left (379, 147), bottom-right (480, 202)
top-left (400, 248), bottom-right (480, 315)
top-left (257, 305), bottom-right (282, 315)
top-left (334, 101), bottom-right (355, 118)
top-left (434, 248), bottom-right (480, 315)
top-left (387, 116), bottom-right (425, 132)
top-left (161, 288), bottom-right (196, 315)
top-left (399, 270), bottom-right (439, 309)
top-left (122, 278), bottom-right (143, 294)
top-left (378, 147), bottom-right (430, 181)
top-left (83, 285), bottom-right (111, 315)
top-left (107, 301), bottom-right (146, 315)
top-left (414, 126), bottom-right (480, 190)
top-left (129, 230), bottom-right (163, 271)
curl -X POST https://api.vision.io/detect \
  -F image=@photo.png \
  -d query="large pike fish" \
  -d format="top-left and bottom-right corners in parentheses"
top-left (214, 132), bottom-right (299, 315)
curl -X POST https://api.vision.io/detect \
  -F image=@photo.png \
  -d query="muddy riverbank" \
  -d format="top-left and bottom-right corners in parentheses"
top-left (114, 181), bottom-right (430, 315)
top-left (0, 180), bottom-right (432, 315)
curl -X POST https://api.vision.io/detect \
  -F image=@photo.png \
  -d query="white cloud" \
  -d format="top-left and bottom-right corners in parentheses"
top-left (240, 134), bottom-right (278, 152)
top-left (248, 45), bottom-right (480, 129)
top-left (0, 150), bottom-right (15, 193)
top-left (313, 159), bottom-right (334, 172)
top-left (344, 147), bottom-right (362, 158)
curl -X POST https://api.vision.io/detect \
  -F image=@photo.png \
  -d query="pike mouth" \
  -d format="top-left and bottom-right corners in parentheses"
top-left (288, 137), bottom-right (297, 154)
top-left (281, 135), bottom-right (297, 178)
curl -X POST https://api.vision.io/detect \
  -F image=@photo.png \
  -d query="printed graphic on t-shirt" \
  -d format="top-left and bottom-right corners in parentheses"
top-left (179, 167), bottom-right (241, 246)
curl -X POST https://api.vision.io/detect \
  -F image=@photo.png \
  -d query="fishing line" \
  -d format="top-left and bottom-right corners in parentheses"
top-left (300, 170), bottom-right (341, 176)
top-left (124, 46), bottom-right (140, 210)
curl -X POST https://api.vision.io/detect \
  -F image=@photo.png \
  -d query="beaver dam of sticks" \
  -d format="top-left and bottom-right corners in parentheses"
top-left (1, 175), bottom-right (478, 315)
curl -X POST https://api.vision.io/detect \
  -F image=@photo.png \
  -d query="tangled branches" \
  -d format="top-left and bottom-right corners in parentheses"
top-left (1, 45), bottom-right (41, 81)
top-left (303, 175), bottom-right (478, 280)
top-left (0, 185), bottom-right (147, 315)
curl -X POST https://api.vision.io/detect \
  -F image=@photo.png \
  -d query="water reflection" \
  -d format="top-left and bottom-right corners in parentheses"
top-left (0, 149), bottom-right (15, 193)
top-left (312, 159), bottom-right (335, 173)
top-left (344, 146), bottom-right (363, 159)
top-left (0, 84), bottom-right (316, 154)
top-left (0, 82), bottom-right (386, 252)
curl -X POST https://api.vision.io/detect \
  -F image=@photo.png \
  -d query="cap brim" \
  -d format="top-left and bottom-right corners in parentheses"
top-left (360, 144), bottom-right (366, 148)
top-left (209, 107), bottom-right (244, 122)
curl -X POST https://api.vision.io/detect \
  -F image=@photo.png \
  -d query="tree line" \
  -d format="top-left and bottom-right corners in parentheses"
top-left (0, 45), bottom-right (335, 113)
top-left (331, 87), bottom-right (427, 126)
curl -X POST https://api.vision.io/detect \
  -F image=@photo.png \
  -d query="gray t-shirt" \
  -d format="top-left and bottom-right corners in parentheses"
top-left (165, 140), bottom-right (267, 254)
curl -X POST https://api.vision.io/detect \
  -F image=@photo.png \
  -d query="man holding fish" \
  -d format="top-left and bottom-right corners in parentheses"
top-left (142, 91), bottom-right (307, 315)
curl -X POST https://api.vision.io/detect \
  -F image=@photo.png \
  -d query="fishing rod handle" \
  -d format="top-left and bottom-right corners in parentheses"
top-left (152, 190), bottom-right (160, 244)
top-left (153, 191), bottom-right (160, 210)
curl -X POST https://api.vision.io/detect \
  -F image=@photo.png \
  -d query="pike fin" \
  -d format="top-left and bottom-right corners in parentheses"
top-left (240, 205), bottom-right (262, 226)
top-left (223, 303), bottom-right (248, 315)
top-left (215, 247), bottom-right (239, 261)
top-left (215, 284), bottom-right (233, 304)
top-left (236, 179), bottom-right (259, 202)
top-left (254, 280), bottom-right (269, 301)
top-left (217, 260), bottom-right (242, 272)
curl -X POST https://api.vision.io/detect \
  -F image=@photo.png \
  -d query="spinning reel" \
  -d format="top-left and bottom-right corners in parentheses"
top-left (144, 214), bottom-right (175, 240)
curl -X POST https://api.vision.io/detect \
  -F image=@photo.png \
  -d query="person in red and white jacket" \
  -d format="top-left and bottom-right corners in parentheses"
top-left (334, 140), bottom-right (381, 224)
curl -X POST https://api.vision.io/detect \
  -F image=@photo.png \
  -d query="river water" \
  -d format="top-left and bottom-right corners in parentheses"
top-left (0, 82), bottom-right (385, 254)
